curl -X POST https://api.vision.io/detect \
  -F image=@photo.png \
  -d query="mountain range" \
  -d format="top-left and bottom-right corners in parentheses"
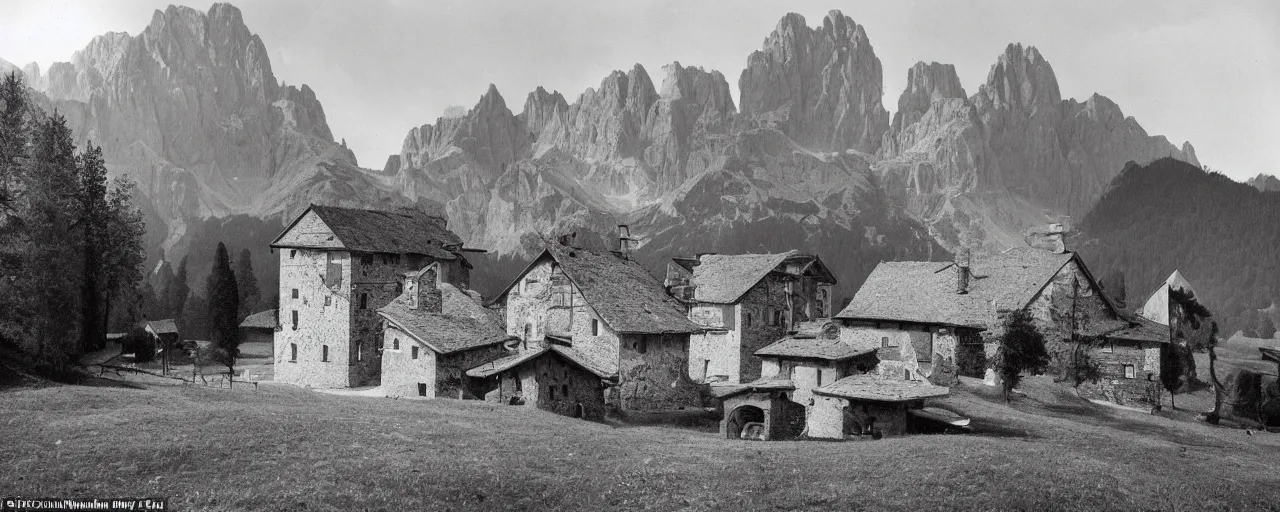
top-left (2, 4), bottom-right (1203, 302)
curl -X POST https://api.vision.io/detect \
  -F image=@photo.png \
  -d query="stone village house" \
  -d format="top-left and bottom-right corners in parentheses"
top-left (269, 205), bottom-right (480, 389)
top-left (466, 338), bottom-right (615, 421)
top-left (663, 251), bottom-right (836, 384)
top-left (835, 245), bottom-right (1170, 409)
top-left (490, 237), bottom-right (703, 411)
top-left (377, 264), bottom-right (516, 398)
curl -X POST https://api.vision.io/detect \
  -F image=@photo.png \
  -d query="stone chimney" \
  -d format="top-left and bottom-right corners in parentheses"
top-left (407, 264), bottom-right (442, 313)
top-left (1023, 222), bottom-right (1068, 253)
top-left (956, 247), bottom-right (971, 295)
top-left (617, 224), bottom-right (634, 260)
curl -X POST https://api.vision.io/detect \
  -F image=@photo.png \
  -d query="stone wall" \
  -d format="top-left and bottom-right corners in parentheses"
top-left (737, 279), bottom-right (791, 382)
top-left (837, 321), bottom-right (962, 384)
top-left (808, 395), bottom-right (848, 439)
top-left (762, 358), bottom-right (848, 405)
top-left (617, 333), bottom-right (702, 410)
top-left (688, 324), bottom-right (741, 383)
top-left (437, 345), bottom-right (509, 399)
top-left (484, 365), bottom-right (541, 406)
top-left (535, 353), bottom-right (607, 420)
top-left (1026, 258), bottom-right (1118, 378)
top-left (380, 324), bottom-right (437, 398)
top-left (275, 248), bottom-right (352, 389)
top-left (1075, 340), bottom-right (1163, 408)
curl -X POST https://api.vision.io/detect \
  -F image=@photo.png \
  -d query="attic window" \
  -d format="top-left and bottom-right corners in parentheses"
top-left (591, 319), bottom-right (599, 336)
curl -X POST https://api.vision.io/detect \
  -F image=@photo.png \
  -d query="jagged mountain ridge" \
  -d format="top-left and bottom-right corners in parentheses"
top-left (5, 6), bottom-right (1202, 302)
top-left (1247, 173), bottom-right (1280, 192)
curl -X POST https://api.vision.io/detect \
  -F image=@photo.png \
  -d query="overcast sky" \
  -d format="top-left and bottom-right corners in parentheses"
top-left (2, 0), bottom-right (1277, 181)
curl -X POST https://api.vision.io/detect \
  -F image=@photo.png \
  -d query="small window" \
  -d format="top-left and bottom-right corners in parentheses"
top-left (290, 250), bottom-right (296, 259)
top-left (881, 336), bottom-right (890, 348)
top-left (291, 310), bottom-right (299, 330)
top-left (361, 254), bottom-right (374, 265)
top-left (418, 383), bottom-right (427, 396)
top-left (322, 345), bottom-right (329, 362)
top-left (591, 319), bottom-right (599, 336)
top-left (324, 296), bottom-right (331, 306)
top-left (396, 282), bottom-right (403, 294)
top-left (393, 338), bottom-right (400, 350)
top-left (634, 337), bottom-right (648, 354)
top-left (357, 344), bottom-right (362, 362)
top-left (549, 385), bottom-right (557, 400)
top-left (745, 313), bottom-right (752, 328)
top-left (412, 346), bottom-right (419, 359)
top-left (561, 384), bottom-right (568, 398)
top-left (1123, 364), bottom-right (1136, 379)
top-left (290, 343), bottom-right (297, 361)
top-left (292, 288), bottom-right (299, 299)
top-left (1102, 342), bottom-right (1114, 353)
top-left (818, 368), bottom-right (826, 387)
top-left (771, 310), bottom-right (783, 326)
top-left (513, 373), bottom-right (522, 392)
top-left (360, 293), bottom-right (368, 310)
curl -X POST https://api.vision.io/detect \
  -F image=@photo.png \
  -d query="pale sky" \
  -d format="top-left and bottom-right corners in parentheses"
top-left (2, 0), bottom-right (1277, 181)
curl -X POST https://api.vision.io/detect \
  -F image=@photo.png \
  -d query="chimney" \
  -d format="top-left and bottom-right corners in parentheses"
top-left (617, 224), bottom-right (634, 260)
top-left (411, 264), bottom-right (442, 313)
top-left (956, 247), bottom-right (971, 295)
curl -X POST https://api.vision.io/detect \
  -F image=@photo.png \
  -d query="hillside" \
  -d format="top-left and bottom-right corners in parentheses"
top-left (3, 379), bottom-right (1279, 510)
top-left (1076, 158), bottom-right (1280, 336)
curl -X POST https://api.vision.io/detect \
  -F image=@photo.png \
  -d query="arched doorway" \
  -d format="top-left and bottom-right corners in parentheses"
top-left (726, 405), bottom-right (765, 439)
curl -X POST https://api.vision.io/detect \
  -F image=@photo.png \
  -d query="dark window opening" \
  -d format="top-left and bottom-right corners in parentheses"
top-left (393, 338), bottom-right (400, 350)
top-left (292, 288), bottom-right (299, 299)
top-left (360, 293), bottom-right (369, 310)
top-left (324, 296), bottom-right (331, 306)
top-left (361, 254), bottom-right (374, 265)
top-left (561, 384), bottom-right (568, 398)
top-left (412, 346), bottom-right (419, 359)
top-left (396, 282), bottom-right (403, 294)
top-left (881, 336), bottom-right (891, 348)
top-left (549, 385), bottom-right (557, 400)
top-left (591, 319), bottom-right (599, 336)
top-left (291, 310), bottom-right (299, 330)
top-left (418, 383), bottom-right (427, 396)
top-left (513, 373), bottom-right (522, 392)
top-left (322, 345), bottom-right (329, 362)
top-left (290, 343), bottom-right (297, 362)
top-left (745, 313), bottom-right (752, 328)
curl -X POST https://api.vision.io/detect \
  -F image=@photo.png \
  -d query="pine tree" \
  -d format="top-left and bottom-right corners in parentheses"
top-left (170, 255), bottom-right (189, 321)
top-left (77, 141), bottom-right (109, 352)
top-left (206, 242), bottom-right (240, 385)
top-left (100, 176), bottom-right (146, 335)
top-left (235, 248), bottom-right (260, 321)
top-left (993, 309), bottom-right (1051, 402)
top-left (0, 72), bottom-right (31, 348)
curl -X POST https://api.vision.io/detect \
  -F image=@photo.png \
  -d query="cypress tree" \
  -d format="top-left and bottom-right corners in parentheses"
top-left (235, 248), bottom-right (260, 321)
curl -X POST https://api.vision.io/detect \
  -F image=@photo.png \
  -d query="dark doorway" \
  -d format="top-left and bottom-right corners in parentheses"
top-left (726, 405), bottom-right (766, 440)
top-left (417, 383), bottom-right (427, 397)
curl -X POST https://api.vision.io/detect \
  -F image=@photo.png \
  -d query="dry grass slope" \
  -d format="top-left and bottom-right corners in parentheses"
top-left (2, 373), bottom-right (1279, 511)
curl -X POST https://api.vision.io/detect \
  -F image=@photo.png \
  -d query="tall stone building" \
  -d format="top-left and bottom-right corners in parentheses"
top-left (269, 205), bottom-right (477, 388)
top-left (663, 251), bottom-right (836, 384)
top-left (491, 236), bottom-right (703, 411)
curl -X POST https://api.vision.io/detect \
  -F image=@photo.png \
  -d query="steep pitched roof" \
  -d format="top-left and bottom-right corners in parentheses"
top-left (496, 243), bottom-right (699, 335)
top-left (814, 374), bottom-right (950, 402)
top-left (239, 309), bottom-right (278, 330)
top-left (1138, 270), bottom-right (1199, 326)
top-left (1104, 316), bottom-right (1170, 344)
top-left (271, 204), bottom-right (462, 259)
top-left (378, 283), bottom-right (512, 355)
top-left (709, 377), bottom-right (796, 399)
top-left (835, 248), bottom-right (1080, 328)
top-left (755, 338), bottom-right (876, 361)
top-left (465, 344), bottom-right (616, 379)
top-left (688, 251), bottom-right (797, 303)
top-left (146, 319), bottom-right (178, 335)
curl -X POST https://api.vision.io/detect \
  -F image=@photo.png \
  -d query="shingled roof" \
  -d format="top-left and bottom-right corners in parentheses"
top-left (835, 248), bottom-right (1083, 329)
top-left (1103, 316), bottom-right (1170, 344)
top-left (271, 204), bottom-right (462, 259)
top-left (466, 344), bottom-right (615, 379)
top-left (814, 374), bottom-right (950, 402)
top-left (689, 251), bottom-right (797, 303)
top-left (378, 283), bottom-right (512, 355)
top-left (238, 309), bottom-right (278, 330)
top-left (495, 243), bottom-right (699, 335)
top-left (146, 319), bottom-right (178, 335)
top-left (756, 337), bottom-right (876, 361)
top-left (709, 377), bottom-right (796, 399)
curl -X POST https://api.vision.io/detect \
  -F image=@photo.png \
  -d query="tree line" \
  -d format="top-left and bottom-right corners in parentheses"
top-left (0, 72), bottom-right (146, 370)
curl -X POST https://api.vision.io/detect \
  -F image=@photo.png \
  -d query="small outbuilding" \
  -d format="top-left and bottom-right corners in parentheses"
top-left (711, 379), bottom-right (807, 441)
top-left (238, 309), bottom-right (278, 345)
top-left (754, 320), bottom-right (879, 405)
top-left (467, 342), bottom-right (613, 420)
top-left (808, 374), bottom-right (950, 439)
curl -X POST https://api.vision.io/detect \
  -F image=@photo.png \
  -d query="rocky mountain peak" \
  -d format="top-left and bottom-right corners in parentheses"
top-left (658, 61), bottom-right (735, 118)
top-left (521, 86), bottom-right (569, 141)
top-left (1247, 173), bottom-right (1280, 192)
top-left (891, 61), bottom-right (967, 134)
top-left (738, 10), bottom-right (888, 153)
top-left (978, 43), bottom-right (1062, 113)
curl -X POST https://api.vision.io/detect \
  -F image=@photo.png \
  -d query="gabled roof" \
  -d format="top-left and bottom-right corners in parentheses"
top-left (270, 204), bottom-right (462, 259)
top-left (378, 283), bottom-right (512, 355)
top-left (494, 243), bottom-right (699, 335)
top-left (146, 319), bottom-right (178, 335)
top-left (239, 309), bottom-right (278, 330)
top-left (681, 251), bottom-right (837, 304)
top-left (465, 344), bottom-right (616, 379)
top-left (835, 248), bottom-right (1110, 330)
top-left (1138, 270), bottom-right (1199, 326)
top-left (1103, 316), bottom-right (1170, 344)
top-left (755, 337), bottom-right (877, 361)
top-left (814, 374), bottom-right (950, 402)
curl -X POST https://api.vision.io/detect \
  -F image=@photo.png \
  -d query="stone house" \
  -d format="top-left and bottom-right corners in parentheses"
top-left (377, 264), bottom-right (514, 399)
top-left (664, 251), bottom-right (836, 384)
top-left (466, 340), bottom-right (613, 420)
top-left (713, 378), bottom-right (805, 441)
top-left (269, 204), bottom-right (478, 389)
top-left (807, 374), bottom-right (951, 439)
top-left (238, 309), bottom-right (277, 346)
top-left (490, 238), bottom-right (703, 411)
top-left (752, 321), bottom-right (879, 406)
top-left (836, 246), bottom-right (1170, 408)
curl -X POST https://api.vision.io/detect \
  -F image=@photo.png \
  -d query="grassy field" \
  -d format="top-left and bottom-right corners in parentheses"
top-left (3, 369), bottom-right (1280, 512)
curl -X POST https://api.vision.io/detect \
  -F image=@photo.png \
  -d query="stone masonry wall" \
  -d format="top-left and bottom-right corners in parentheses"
top-left (437, 345), bottom-right (510, 399)
top-left (380, 324), bottom-right (437, 398)
top-left (275, 248), bottom-right (352, 389)
top-left (1075, 340), bottom-right (1163, 408)
top-left (688, 304), bottom-right (741, 383)
top-left (618, 333), bottom-right (703, 410)
top-left (533, 353), bottom-right (607, 420)
top-left (737, 278), bottom-right (791, 382)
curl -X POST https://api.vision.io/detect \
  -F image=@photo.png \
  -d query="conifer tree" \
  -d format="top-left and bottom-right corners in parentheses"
top-left (206, 242), bottom-right (240, 385)
top-left (235, 248), bottom-right (260, 321)
top-left (994, 309), bottom-right (1051, 402)
top-left (170, 255), bottom-right (189, 321)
